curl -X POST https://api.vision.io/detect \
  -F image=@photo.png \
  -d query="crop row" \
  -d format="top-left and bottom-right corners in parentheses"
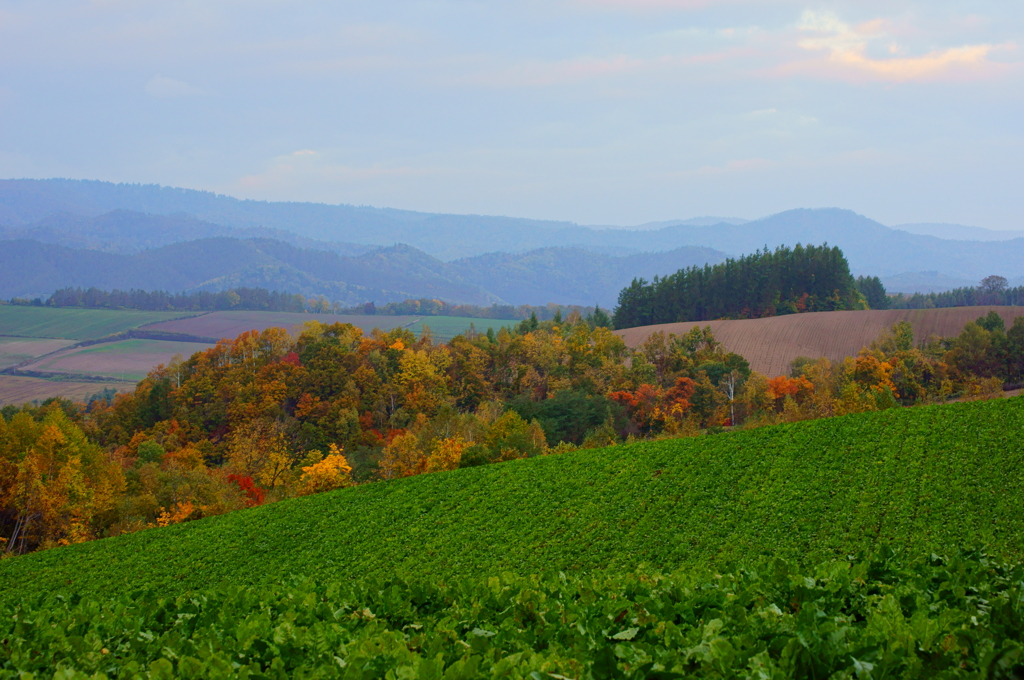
top-left (4, 549), bottom-right (1023, 679)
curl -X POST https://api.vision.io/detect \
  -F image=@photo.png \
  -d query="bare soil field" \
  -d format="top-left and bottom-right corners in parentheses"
top-left (0, 337), bottom-right (77, 370)
top-left (144, 311), bottom-right (420, 340)
top-left (0, 376), bottom-right (132, 406)
top-left (20, 339), bottom-right (215, 381)
top-left (616, 306), bottom-right (1024, 378)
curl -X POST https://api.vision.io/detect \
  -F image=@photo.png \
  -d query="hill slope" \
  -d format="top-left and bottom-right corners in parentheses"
top-left (0, 235), bottom-right (732, 308)
top-left (0, 238), bottom-right (501, 305)
top-left (2, 397), bottom-right (1022, 603)
top-left (616, 306), bottom-right (1024, 377)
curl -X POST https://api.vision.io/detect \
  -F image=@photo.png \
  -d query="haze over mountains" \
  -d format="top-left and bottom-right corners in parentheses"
top-left (1, 178), bottom-right (1022, 306)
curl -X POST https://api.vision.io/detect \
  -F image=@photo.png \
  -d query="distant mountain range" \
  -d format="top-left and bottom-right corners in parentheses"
top-left (1, 178), bottom-right (1022, 304)
top-left (0, 237), bottom-right (728, 308)
top-left (893, 223), bottom-right (1024, 242)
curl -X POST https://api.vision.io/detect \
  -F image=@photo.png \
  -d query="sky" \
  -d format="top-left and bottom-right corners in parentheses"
top-left (0, 0), bottom-right (1021, 228)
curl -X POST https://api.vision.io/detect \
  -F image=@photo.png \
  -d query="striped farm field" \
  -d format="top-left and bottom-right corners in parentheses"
top-left (18, 338), bottom-right (215, 381)
top-left (145, 311), bottom-right (518, 342)
top-left (144, 310), bottom-right (421, 340)
top-left (407, 315), bottom-right (518, 342)
top-left (0, 306), bottom-right (192, 340)
top-left (616, 306), bottom-right (1024, 377)
top-left (0, 336), bottom-right (76, 370)
top-left (0, 375), bottom-right (131, 406)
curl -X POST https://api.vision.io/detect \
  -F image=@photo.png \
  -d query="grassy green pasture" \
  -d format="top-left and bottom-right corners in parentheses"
top-left (409, 315), bottom-right (517, 341)
top-left (0, 306), bottom-right (191, 341)
top-left (3, 396), bottom-right (1022, 604)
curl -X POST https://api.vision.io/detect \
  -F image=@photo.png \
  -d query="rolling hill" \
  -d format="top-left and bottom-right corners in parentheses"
top-left (0, 238), bottom-right (500, 305)
top-left (615, 306), bottom-right (1024, 378)
top-left (0, 235), bottom-right (732, 308)
top-left (4, 393), bottom-right (1023, 678)
top-left (447, 245), bottom-right (728, 307)
top-left (3, 396), bottom-right (1022, 602)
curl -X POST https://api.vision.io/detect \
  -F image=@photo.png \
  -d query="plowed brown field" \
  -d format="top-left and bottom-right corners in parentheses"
top-left (0, 376), bottom-right (132, 406)
top-left (615, 306), bottom-right (1024, 378)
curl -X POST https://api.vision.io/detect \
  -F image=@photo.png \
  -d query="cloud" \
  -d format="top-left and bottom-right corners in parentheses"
top-left (144, 75), bottom-right (207, 98)
top-left (570, 0), bottom-right (765, 10)
top-left (787, 11), bottom-right (1014, 83)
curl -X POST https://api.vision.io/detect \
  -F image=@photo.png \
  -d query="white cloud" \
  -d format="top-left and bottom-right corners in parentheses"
top-left (144, 75), bottom-right (207, 98)
top-left (790, 11), bottom-right (1013, 83)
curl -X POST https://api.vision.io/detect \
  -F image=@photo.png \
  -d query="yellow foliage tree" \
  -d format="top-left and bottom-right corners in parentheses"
top-left (297, 444), bottom-right (353, 496)
top-left (226, 418), bottom-right (295, 489)
top-left (425, 436), bottom-right (466, 473)
top-left (379, 430), bottom-right (426, 479)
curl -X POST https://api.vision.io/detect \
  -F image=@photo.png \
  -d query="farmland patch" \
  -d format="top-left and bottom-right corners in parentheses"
top-left (0, 375), bottom-right (131, 406)
top-left (18, 338), bottom-right (215, 381)
top-left (408, 315), bottom-right (517, 341)
top-left (145, 310), bottom-right (420, 339)
top-left (0, 306), bottom-right (193, 341)
top-left (617, 306), bottom-right (1024, 377)
top-left (0, 336), bottom-right (76, 369)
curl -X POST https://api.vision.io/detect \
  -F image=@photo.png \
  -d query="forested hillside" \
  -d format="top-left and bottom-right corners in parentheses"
top-left (3, 396), bottom-right (1023, 599)
top-left (447, 245), bottom-right (728, 306)
top-left (0, 238), bottom-right (499, 305)
top-left (0, 234), bottom-right (732, 308)
top-left (3, 308), bottom-right (1022, 556)
top-left (613, 244), bottom-right (864, 327)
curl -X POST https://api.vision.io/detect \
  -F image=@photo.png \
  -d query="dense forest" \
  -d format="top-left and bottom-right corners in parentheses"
top-left (2, 307), bottom-right (1023, 555)
top-left (612, 244), bottom-right (865, 328)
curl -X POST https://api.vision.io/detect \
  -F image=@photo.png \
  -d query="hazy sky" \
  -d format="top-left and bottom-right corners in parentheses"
top-left (1, 1), bottom-right (1021, 228)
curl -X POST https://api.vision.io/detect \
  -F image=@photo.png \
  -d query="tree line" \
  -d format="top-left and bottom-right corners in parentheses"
top-left (26, 287), bottom-right (613, 324)
top-left (612, 244), bottom-right (865, 328)
top-left (2, 308), bottom-right (1023, 555)
top-left (343, 298), bottom-right (610, 323)
top-left (891, 276), bottom-right (1024, 310)
top-left (44, 287), bottom-right (308, 312)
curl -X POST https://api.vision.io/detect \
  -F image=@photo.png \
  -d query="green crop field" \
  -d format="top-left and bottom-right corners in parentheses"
top-left (5, 550), bottom-right (1022, 679)
top-left (3, 396), bottom-right (1022, 604)
top-left (3, 397), bottom-right (1024, 678)
top-left (409, 315), bottom-right (518, 342)
top-left (0, 306), bottom-right (193, 341)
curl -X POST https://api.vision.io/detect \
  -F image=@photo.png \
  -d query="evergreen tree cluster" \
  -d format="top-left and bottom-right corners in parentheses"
top-left (45, 287), bottom-right (306, 313)
top-left (612, 244), bottom-right (864, 328)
